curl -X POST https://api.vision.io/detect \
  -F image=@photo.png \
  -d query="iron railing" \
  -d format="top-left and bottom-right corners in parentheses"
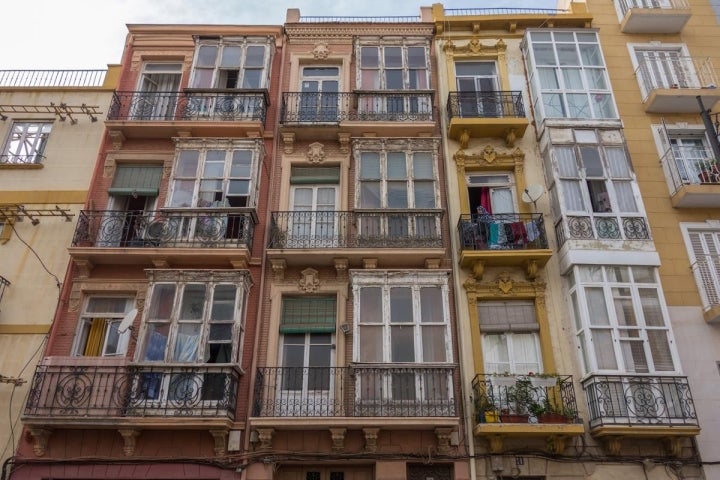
top-left (106, 90), bottom-right (268, 122)
top-left (471, 374), bottom-right (580, 424)
top-left (267, 210), bottom-right (443, 249)
top-left (659, 145), bottom-right (719, 195)
top-left (616, 0), bottom-right (689, 16)
top-left (690, 254), bottom-right (720, 310)
top-left (0, 154), bottom-right (45, 165)
top-left (0, 69), bottom-right (107, 88)
top-left (24, 363), bottom-right (239, 419)
top-left (582, 375), bottom-right (698, 428)
top-left (0, 275), bottom-right (9, 305)
top-left (457, 213), bottom-right (548, 251)
top-left (253, 365), bottom-right (457, 417)
top-left (72, 209), bottom-right (255, 250)
top-left (280, 91), bottom-right (434, 124)
top-left (299, 16), bottom-right (422, 22)
top-left (446, 91), bottom-right (526, 119)
top-left (635, 56), bottom-right (717, 102)
top-left (443, 8), bottom-right (568, 16)
top-left (554, 215), bottom-right (651, 247)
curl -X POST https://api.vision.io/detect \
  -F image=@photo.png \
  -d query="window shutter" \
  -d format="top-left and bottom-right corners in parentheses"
top-left (477, 301), bottom-right (538, 332)
top-left (280, 296), bottom-right (337, 333)
top-left (290, 166), bottom-right (340, 185)
top-left (689, 231), bottom-right (720, 305)
top-left (109, 165), bottom-right (163, 196)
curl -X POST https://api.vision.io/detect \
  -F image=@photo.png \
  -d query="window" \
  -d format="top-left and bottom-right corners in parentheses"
top-left (358, 43), bottom-right (429, 90)
top-left (169, 141), bottom-right (260, 209)
top-left (654, 124), bottom-right (718, 187)
top-left (478, 300), bottom-right (542, 374)
top-left (132, 63), bottom-right (182, 120)
top-left (568, 265), bottom-right (678, 374)
top-left (455, 61), bottom-right (501, 117)
top-left (139, 273), bottom-right (249, 364)
top-left (190, 38), bottom-right (270, 89)
top-left (73, 297), bottom-right (134, 357)
top-left (467, 173), bottom-right (516, 214)
top-left (632, 45), bottom-right (702, 97)
top-left (550, 130), bottom-right (638, 215)
top-left (356, 144), bottom-right (438, 239)
top-left (682, 224), bottom-right (720, 310)
top-left (523, 30), bottom-right (616, 120)
top-left (1, 122), bottom-right (52, 165)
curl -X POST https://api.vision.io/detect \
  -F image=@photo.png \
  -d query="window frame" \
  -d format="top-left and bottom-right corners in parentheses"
top-left (568, 265), bottom-right (680, 375)
top-left (189, 37), bottom-right (272, 90)
top-left (72, 296), bottom-right (135, 357)
top-left (1, 121), bottom-right (53, 165)
top-left (680, 222), bottom-right (720, 310)
top-left (356, 40), bottom-right (431, 91)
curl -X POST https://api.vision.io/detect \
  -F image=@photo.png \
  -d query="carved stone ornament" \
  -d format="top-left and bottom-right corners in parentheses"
top-left (312, 41), bottom-right (331, 59)
top-left (307, 142), bottom-right (326, 164)
top-left (497, 271), bottom-right (513, 294)
top-left (482, 145), bottom-right (497, 164)
top-left (299, 268), bottom-right (321, 292)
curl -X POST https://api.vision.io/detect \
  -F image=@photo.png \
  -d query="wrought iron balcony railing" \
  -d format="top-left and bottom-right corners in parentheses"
top-left (635, 56), bottom-right (717, 101)
top-left (582, 374), bottom-right (698, 428)
top-left (659, 146), bottom-right (720, 195)
top-left (446, 91), bottom-right (526, 120)
top-left (458, 213), bottom-right (548, 251)
top-left (280, 91), bottom-right (434, 124)
top-left (0, 154), bottom-right (45, 165)
top-left (72, 209), bottom-right (254, 250)
top-left (472, 374), bottom-right (580, 424)
top-left (24, 363), bottom-right (239, 419)
top-left (253, 365), bottom-right (457, 418)
top-left (106, 90), bottom-right (268, 122)
top-left (268, 210), bottom-right (443, 249)
top-left (554, 215), bottom-right (650, 247)
top-left (616, 0), bottom-right (689, 16)
top-left (690, 254), bottom-right (720, 311)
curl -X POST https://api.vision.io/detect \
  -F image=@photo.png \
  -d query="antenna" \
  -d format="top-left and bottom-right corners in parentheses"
top-left (117, 308), bottom-right (138, 334)
top-left (521, 184), bottom-right (545, 210)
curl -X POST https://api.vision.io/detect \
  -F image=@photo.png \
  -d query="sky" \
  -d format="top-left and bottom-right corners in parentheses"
top-left (2, 0), bottom-right (557, 70)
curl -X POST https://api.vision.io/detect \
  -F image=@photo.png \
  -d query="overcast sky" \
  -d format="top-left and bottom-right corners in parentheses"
top-left (2, 0), bottom-right (557, 70)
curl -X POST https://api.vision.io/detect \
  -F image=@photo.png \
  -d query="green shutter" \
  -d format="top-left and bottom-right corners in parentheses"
top-left (290, 166), bottom-right (340, 185)
top-left (108, 165), bottom-right (163, 196)
top-left (280, 296), bottom-right (337, 333)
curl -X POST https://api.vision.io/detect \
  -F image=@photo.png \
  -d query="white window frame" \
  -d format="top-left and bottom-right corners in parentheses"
top-left (1, 121), bottom-right (53, 165)
top-left (523, 30), bottom-right (617, 121)
top-left (651, 123), bottom-right (717, 191)
top-left (481, 332), bottom-right (543, 375)
top-left (72, 296), bottom-right (135, 357)
top-left (680, 221), bottom-right (720, 311)
top-left (355, 40), bottom-right (430, 91)
top-left (568, 265), bottom-right (680, 375)
top-left (627, 43), bottom-right (700, 99)
top-left (466, 172), bottom-right (518, 214)
top-left (189, 37), bottom-right (272, 89)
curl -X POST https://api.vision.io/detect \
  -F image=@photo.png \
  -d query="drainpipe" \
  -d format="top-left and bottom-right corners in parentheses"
top-left (696, 95), bottom-right (720, 160)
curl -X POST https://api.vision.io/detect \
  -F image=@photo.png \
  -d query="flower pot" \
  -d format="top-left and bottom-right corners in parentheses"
top-left (500, 413), bottom-right (529, 423)
top-left (484, 410), bottom-right (500, 423)
top-left (538, 412), bottom-right (569, 424)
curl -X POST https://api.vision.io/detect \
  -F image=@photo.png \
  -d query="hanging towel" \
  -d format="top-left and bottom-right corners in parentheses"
top-left (510, 222), bottom-right (528, 246)
top-left (489, 223), bottom-right (499, 247)
top-left (525, 220), bottom-right (541, 244)
top-left (503, 223), bottom-right (513, 247)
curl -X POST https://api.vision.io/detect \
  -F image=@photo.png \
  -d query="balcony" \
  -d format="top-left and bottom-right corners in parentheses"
top-left (554, 214), bottom-right (651, 248)
top-left (446, 91), bottom-right (528, 144)
top-left (616, 0), bottom-right (691, 34)
top-left (105, 90), bottom-right (268, 140)
top-left (660, 146), bottom-right (720, 207)
top-left (691, 254), bottom-right (720, 323)
top-left (22, 359), bottom-right (240, 455)
top-left (279, 91), bottom-right (435, 140)
top-left (635, 57), bottom-right (720, 113)
top-left (267, 210), bottom-right (444, 268)
top-left (471, 374), bottom-right (584, 453)
top-left (68, 209), bottom-right (255, 268)
top-left (457, 213), bottom-right (552, 280)
top-left (582, 374), bottom-right (700, 456)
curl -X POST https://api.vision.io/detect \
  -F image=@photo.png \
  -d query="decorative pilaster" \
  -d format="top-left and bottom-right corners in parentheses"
top-left (209, 429), bottom-right (228, 456)
top-left (118, 428), bottom-right (140, 456)
top-left (329, 428), bottom-right (346, 452)
top-left (338, 133), bottom-right (351, 154)
top-left (363, 427), bottom-right (380, 453)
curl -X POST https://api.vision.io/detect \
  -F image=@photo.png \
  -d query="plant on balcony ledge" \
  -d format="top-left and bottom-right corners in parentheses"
top-left (698, 160), bottom-right (720, 184)
top-left (500, 377), bottom-right (533, 423)
top-left (529, 398), bottom-right (576, 424)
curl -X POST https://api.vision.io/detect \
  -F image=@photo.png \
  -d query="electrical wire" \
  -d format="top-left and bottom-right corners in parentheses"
top-left (7, 222), bottom-right (61, 289)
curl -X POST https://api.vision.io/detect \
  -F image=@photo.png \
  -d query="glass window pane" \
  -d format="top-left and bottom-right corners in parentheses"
top-left (360, 182), bottom-right (381, 208)
top-left (613, 288), bottom-right (637, 326)
top-left (639, 288), bottom-right (664, 326)
top-left (220, 46), bottom-right (242, 67)
top-left (173, 323), bottom-right (200, 361)
top-left (567, 93), bottom-right (590, 118)
top-left (542, 93), bottom-right (565, 117)
top-left (422, 325), bottom-right (446, 362)
top-left (562, 68), bottom-right (584, 89)
top-left (384, 47), bottom-right (402, 68)
top-left (211, 285), bottom-right (236, 320)
top-left (359, 287), bottom-right (382, 323)
top-left (387, 153), bottom-right (407, 179)
top-left (581, 147), bottom-right (604, 176)
top-left (592, 93), bottom-right (616, 118)
top-left (420, 287), bottom-right (443, 323)
top-left (647, 330), bottom-right (674, 371)
top-left (196, 45), bottom-right (218, 68)
top-left (556, 147), bottom-right (580, 177)
top-left (585, 69), bottom-right (607, 89)
top-left (242, 70), bottom-right (262, 88)
top-left (606, 266), bottom-right (631, 282)
top-left (620, 339), bottom-right (648, 373)
top-left (143, 323), bottom-right (170, 361)
top-left (482, 334), bottom-right (510, 374)
top-left (149, 284), bottom-right (176, 320)
top-left (614, 181), bottom-right (637, 212)
top-left (538, 68), bottom-right (559, 89)
top-left (360, 153), bottom-right (381, 179)
top-left (533, 44), bottom-right (556, 65)
top-left (561, 180), bottom-right (585, 211)
top-left (413, 154), bottom-right (434, 179)
top-left (407, 47), bottom-right (426, 68)
top-left (245, 45), bottom-right (265, 67)
top-left (390, 287), bottom-right (413, 323)
top-left (180, 284), bottom-right (206, 320)
top-left (580, 44), bottom-right (603, 66)
top-left (387, 182), bottom-right (408, 208)
top-left (391, 325), bottom-right (415, 362)
top-left (361, 47), bottom-right (379, 68)
top-left (386, 70), bottom-right (403, 89)
top-left (586, 287), bottom-right (610, 325)
top-left (359, 325), bottom-right (383, 362)
top-left (414, 182), bottom-right (435, 208)
top-left (557, 44), bottom-right (580, 66)
top-left (593, 329), bottom-right (618, 370)
top-left (176, 150), bottom-right (200, 176)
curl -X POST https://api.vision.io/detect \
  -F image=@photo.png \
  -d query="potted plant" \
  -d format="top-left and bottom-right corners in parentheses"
top-left (535, 398), bottom-right (577, 424)
top-left (500, 377), bottom-right (533, 423)
top-left (474, 393), bottom-right (499, 423)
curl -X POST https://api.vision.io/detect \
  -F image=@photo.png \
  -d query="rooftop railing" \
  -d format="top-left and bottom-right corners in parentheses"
top-left (299, 16), bottom-right (422, 23)
top-left (0, 70), bottom-right (107, 88)
top-left (443, 8), bottom-right (568, 16)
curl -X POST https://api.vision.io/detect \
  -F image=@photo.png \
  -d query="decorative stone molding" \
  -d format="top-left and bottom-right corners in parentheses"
top-left (603, 436), bottom-right (622, 456)
top-left (464, 271), bottom-right (546, 300)
top-left (230, 258), bottom-right (249, 270)
top-left (256, 428), bottom-right (274, 450)
top-left (435, 428), bottom-right (453, 455)
top-left (145, 269), bottom-right (252, 290)
top-left (363, 427), bottom-right (380, 453)
top-left (362, 258), bottom-right (378, 269)
top-left (72, 258), bottom-right (94, 279)
top-left (151, 257), bottom-right (170, 268)
top-left (546, 434), bottom-right (570, 454)
top-left (312, 41), bottom-right (331, 59)
top-left (307, 142), bottom-right (326, 164)
top-left (425, 258), bottom-right (442, 269)
top-left (329, 427), bottom-right (346, 452)
top-left (270, 259), bottom-right (287, 281)
top-left (209, 429), bottom-right (228, 456)
top-left (443, 38), bottom-right (506, 57)
top-left (282, 132), bottom-right (295, 154)
top-left (107, 130), bottom-right (126, 150)
top-left (338, 133), bottom-right (351, 154)
top-left (459, 129), bottom-right (470, 150)
top-left (118, 429), bottom-right (140, 456)
top-left (299, 268), bottom-right (321, 293)
top-left (334, 258), bottom-right (349, 281)
top-left (28, 427), bottom-right (52, 457)
top-left (471, 260), bottom-right (485, 281)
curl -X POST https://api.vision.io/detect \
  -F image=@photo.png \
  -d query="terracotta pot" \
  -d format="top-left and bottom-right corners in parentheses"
top-left (500, 413), bottom-right (529, 423)
top-left (538, 412), bottom-right (569, 423)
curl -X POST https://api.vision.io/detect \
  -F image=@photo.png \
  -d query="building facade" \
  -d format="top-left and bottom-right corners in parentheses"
top-left (0, 67), bottom-right (118, 467)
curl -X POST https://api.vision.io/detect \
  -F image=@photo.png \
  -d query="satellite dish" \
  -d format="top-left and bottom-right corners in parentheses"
top-left (522, 184), bottom-right (545, 209)
top-left (117, 308), bottom-right (138, 333)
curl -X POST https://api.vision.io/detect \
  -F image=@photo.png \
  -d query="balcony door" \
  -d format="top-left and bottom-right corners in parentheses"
top-left (299, 67), bottom-right (339, 122)
top-left (133, 63), bottom-right (182, 120)
top-left (289, 185), bottom-right (338, 248)
top-left (669, 136), bottom-right (717, 184)
top-left (278, 333), bottom-right (334, 416)
top-left (634, 47), bottom-right (698, 93)
top-left (456, 61), bottom-right (500, 117)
